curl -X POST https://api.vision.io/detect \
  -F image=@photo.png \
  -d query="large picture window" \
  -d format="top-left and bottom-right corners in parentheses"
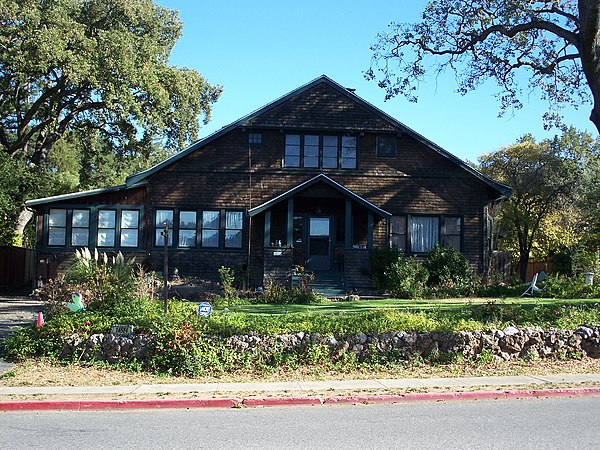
top-left (283, 133), bottom-right (357, 169)
top-left (392, 215), bottom-right (463, 254)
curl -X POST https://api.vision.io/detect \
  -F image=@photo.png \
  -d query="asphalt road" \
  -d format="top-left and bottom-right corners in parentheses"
top-left (1, 396), bottom-right (598, 449)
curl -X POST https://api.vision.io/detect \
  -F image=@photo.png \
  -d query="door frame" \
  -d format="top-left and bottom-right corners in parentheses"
top-left (307, 215), bottom-right (333, 271)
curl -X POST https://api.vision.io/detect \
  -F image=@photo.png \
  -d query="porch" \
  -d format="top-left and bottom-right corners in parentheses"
top-left (249, 174), bottom-right (391, 293)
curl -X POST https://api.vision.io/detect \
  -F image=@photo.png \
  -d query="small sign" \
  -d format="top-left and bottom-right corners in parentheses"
top-left (197, 302), bottom-right (212, 317)
top-left (111, 324), bottom-right (135, 336)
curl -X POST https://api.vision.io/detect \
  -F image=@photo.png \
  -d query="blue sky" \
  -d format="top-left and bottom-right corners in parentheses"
top-left (157, 0), bottom-right (593, 163)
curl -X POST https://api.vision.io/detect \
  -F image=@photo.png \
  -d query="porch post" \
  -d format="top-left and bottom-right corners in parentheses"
top-left (345, 199), bottom-right (352, 248)
top-left (287, 198), bottom-right (294, 247)
top-left (264, 210), bottom-right (271, 247)
top-left (367, 211), bottom-right (373, 250)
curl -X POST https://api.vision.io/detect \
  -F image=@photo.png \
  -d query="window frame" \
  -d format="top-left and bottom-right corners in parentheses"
top-left (70, 208), bottom-right (91, 247)
top-left (120, 209), bottom-right (140, 248)
top-left (97, 209), bottom-right (118, 248)
top-left (377, 135), bottom-right (397, 157)
top-left (283, 132), bottom-right (358, 170)
top-left (248, 132), bottom-right (263, 145)
top-left (393, 214), bottom-right (464, 254)
top-left (44, 205), bottom-right (144, 251)
top-left (47, 208), bottom-right (68, 247)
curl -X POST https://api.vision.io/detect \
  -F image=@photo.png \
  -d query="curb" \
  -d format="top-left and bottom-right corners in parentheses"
top-left (1, 387), bottom-right (600, 411)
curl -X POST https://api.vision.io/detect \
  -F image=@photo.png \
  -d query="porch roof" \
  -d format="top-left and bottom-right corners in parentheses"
top-left (248, 173), bottom-right (392, 218)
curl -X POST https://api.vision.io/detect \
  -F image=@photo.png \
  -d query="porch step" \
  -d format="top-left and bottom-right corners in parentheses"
top-left (309, 271), bottom-right (346, 297)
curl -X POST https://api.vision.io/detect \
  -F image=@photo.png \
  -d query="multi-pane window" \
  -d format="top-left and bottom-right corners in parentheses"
top-left (341, 136), bottom-right (357, 169)
top-left (390, 216), bottom-right (406, 251)
top-left (284, 133), bottom-right (357, 169)
top-left (97, 210), bottom-right (116, 247)
top-left (155, 210), bottom-right (174, 246)
top-left (248, 132), bottom-right (262, 144)
top-left (71, 209), bottom-right (90, 247)
top-left (120, 210), bottom-right (139, 248)
top-left (46, 207), bottom-right (141, 249)
top-left (322, 136), bottom-right (338, 168)
top-left (201, 210), bottom-right (220, 248)
top-left (225, 211), bottom-right (243, 249)
top-left (178, 211), bottom-right (197, 248)
top-left (443, 217), bottom-right (462, 250)
top-left (48, 209), bottom-right (67, 246)
top-left (392, 215), bottom-right (463, 253)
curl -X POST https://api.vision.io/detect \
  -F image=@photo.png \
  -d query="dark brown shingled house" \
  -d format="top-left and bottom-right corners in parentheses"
top-left (26, 75), bottom-right (510, 293)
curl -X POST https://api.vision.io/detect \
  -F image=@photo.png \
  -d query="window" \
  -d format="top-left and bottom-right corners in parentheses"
top-left (71, 209), bottom-right (90, 247)
top-left (390, 216), bottom-right (406, 251)
top-left (283, 133), bottom-right (358, 169)
top-left (120, 210), bottom-right (139, 248)
top-left (225, 211), bottom-right (243, 248)
top-left (341, 136), bottom-right (357, 169)
top-left (322, 135), bottom-right (338, 168)
top-left (48, 209), bottom-right (67, 246)
top-left (284, 134), bottom-right (301, 167)
top-left (155, 210), bottom-right (173, 246)
top-left (443, 216), bottom-right (462, 250)
top-left (304, 135), bottom-right (319, 168)
top-left (377, 135), bottom-right (397, 157)
top-left (410, 216), bottom-right (439, 253)
top-left (97, 210), bottom-right (116, 247)
top-left (201, 210), bottom-right (220, 248)
top-left (248, 132), bottom-right (262, 144)
top-left (178, 211), bottom-right (197, 248)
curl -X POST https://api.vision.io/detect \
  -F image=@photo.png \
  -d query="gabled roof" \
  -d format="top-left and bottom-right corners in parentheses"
top-left (248, 174), bottom-right (391, 218)
top-left (126, 75), bottom-right (509, 198)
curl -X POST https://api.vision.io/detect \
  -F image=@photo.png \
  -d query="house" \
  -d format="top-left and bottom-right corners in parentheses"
top-left (26, 75), bottom-right (510, 292)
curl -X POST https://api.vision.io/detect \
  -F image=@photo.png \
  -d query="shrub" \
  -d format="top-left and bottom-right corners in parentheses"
top-left (424, 244), bottom-right (472, 289)
top-left (218, 266), bottom-right (236, 299)
top-left (385, 257), bottom-right (429, 299)
top-left (369, 248), bottom-right (404, 292)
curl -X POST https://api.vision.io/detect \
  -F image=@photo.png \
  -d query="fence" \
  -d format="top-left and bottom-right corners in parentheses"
top-left (0, 246), bottom-right (35, 292)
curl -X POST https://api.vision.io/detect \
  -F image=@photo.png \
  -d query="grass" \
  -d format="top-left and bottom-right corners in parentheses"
top-left (218, 297), bottom-right (600, 316)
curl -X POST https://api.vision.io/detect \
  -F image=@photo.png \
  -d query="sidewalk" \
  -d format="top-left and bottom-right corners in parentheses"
top-left (2, 373), bottom-right (600, 411)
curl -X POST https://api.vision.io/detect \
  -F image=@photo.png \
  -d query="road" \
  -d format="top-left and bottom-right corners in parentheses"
top-left (1, 396), bottom-right (598, 449)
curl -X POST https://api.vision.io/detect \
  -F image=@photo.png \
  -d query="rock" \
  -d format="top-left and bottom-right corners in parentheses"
top-left (502, 326), bottom-right (519, 336)
top-left (355, 332), bottom-right (368, 344)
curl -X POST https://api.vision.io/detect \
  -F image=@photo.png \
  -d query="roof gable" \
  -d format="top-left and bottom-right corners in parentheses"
top-left (248, 174), bottom-right (391, 218)
top-left (125, 75), bottom-right (510, 199)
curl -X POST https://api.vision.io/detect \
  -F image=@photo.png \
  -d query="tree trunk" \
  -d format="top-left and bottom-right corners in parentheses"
top-left (15, 208), bottom-right (33, 247)
top-left (578, 0), bottom-right (600, 134)
top-left (518, 252), bottom-right (530, 282)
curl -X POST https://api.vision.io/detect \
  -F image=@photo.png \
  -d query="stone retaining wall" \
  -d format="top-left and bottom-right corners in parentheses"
top-left (60, 325), bottom-right (600, 364)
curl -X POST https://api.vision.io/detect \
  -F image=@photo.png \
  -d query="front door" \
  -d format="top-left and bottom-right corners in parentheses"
top-left (307, 216), bottom-right (331, 271)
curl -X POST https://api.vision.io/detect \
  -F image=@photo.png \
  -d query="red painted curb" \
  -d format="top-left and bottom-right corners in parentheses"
top-left (242, 396), bottom-right (323, 407)
top-left (323, 387), bottom-right (600, 405)
top-left (0, 398), bottom-right (241, 412)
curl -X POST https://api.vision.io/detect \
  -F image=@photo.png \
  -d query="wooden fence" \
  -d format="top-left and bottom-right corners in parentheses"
top-left (0, 246), bottom-right (35, 292)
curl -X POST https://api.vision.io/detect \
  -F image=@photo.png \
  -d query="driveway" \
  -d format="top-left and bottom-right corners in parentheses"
top-left (0, 296), bottom-right (44, 341)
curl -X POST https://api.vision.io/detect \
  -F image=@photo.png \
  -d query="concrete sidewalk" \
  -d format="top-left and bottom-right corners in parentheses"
top-left (2, 373), bottom-right (600, 396)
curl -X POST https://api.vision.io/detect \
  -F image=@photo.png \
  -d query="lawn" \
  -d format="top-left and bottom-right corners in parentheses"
top-left (219, 297), bottom-right (600, 316)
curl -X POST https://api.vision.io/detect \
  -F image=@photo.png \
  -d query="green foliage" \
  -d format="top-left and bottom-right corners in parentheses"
top-left (424, 244), bottom-right (472, 288)
top-left (218, 266), bottom-right (236, 300)
top-left (369, 248), bottom-right (405, 292)
top-left (258, 267), bottom-right (322, 305)
top-left (385, 257), bottom-right (429, 299)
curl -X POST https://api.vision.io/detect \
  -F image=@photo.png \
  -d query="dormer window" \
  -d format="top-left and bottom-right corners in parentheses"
top-left (284, 133), bottom-right (357, 169)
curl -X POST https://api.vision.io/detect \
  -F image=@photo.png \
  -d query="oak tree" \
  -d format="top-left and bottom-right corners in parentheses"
top-left (367, 1), bottom-right (600, 132)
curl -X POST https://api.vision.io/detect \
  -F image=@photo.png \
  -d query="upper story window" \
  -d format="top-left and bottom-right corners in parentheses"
top-left (377, 135), bottom-right (397, 157)
top-left (284, 133), bottom-right (357, 169)
top-left (248, 132), bottom-right (262, 144)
